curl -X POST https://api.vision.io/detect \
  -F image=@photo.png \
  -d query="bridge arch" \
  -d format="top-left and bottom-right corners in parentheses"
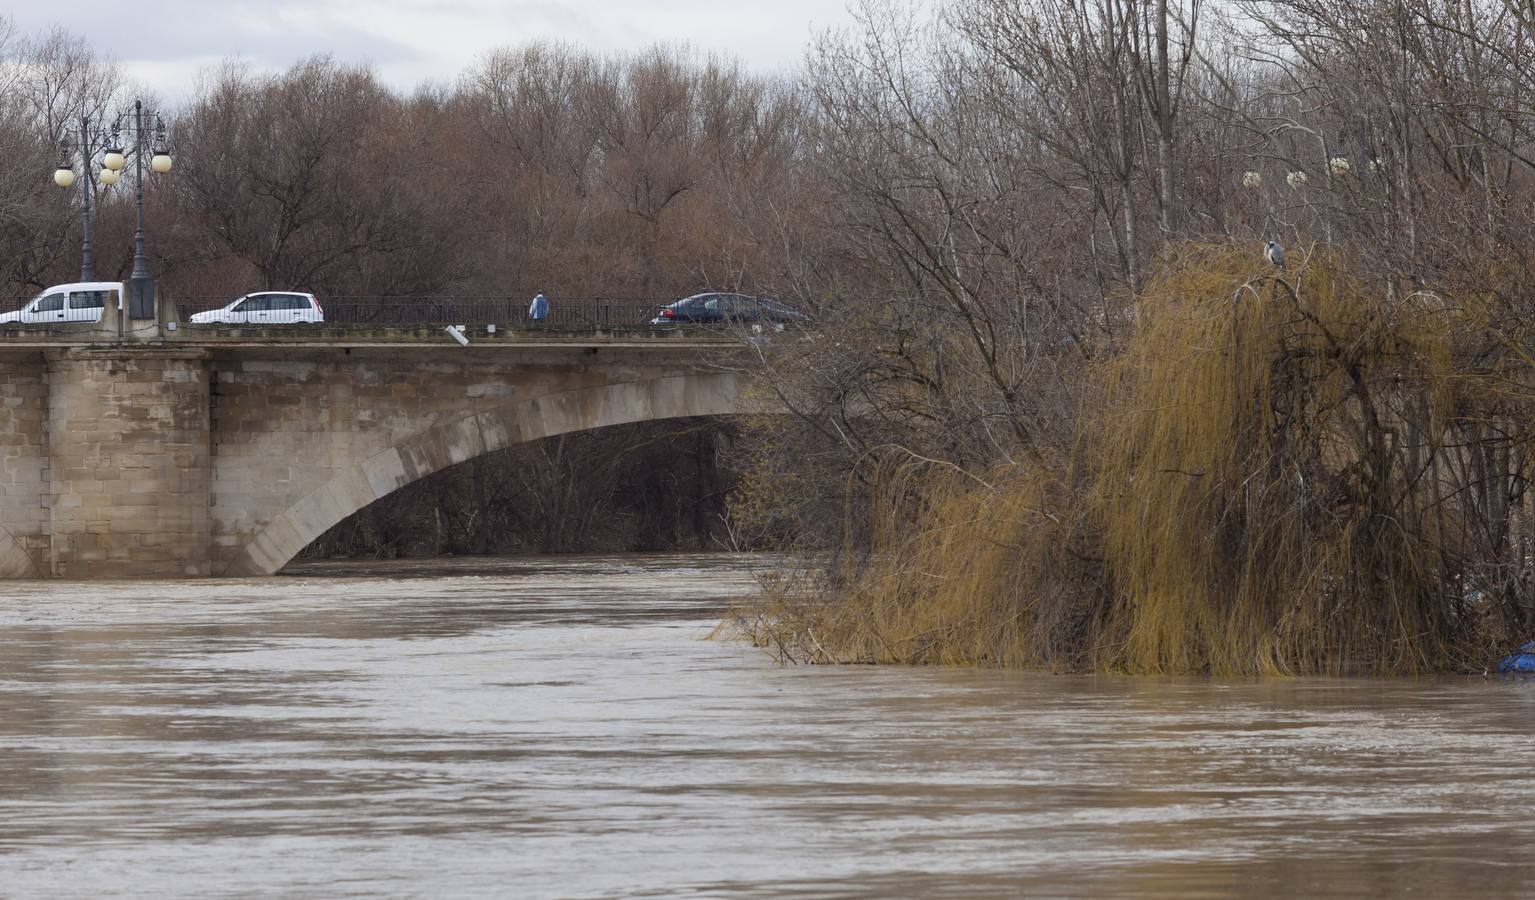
top-left (220, 371), bottom-right (750, 576)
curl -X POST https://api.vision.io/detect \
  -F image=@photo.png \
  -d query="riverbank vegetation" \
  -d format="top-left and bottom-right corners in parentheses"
top-left (731, 0), bottom-right (1535, 674)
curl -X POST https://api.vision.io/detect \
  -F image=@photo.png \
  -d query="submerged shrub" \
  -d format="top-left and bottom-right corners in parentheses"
top-left (742, 458), bottom-right (1101, 667)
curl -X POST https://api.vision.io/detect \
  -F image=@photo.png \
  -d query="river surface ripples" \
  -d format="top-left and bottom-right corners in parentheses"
top-left (1, 554), bottom-right (1533, 897)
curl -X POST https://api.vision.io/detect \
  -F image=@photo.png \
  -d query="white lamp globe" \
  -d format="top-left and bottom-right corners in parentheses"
top-left (103, 151), bottom-right (125, 171)
top-left (151, 153), bottom-right (172, 174)
top-left (54, 168), bottom-right (75, 188)
top-left (100, 167), bottom-right (120, 185)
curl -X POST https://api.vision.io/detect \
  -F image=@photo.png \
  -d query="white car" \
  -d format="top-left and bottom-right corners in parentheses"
top-left (0, 281), bottom-right (116, 324)
top-left (189, 292), bottom-right (323, 325)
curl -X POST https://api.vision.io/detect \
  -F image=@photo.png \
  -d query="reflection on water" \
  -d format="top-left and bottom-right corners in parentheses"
top-left (1, 554), bottom-right (1533, 897)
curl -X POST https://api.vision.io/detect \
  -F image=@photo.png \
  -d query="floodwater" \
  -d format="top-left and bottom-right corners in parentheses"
top-left (1, 554), bottom-right (1533, 898)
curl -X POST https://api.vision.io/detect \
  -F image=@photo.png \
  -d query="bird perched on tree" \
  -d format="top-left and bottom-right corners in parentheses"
top-left (1264, 240), bottom-right (1287, 270)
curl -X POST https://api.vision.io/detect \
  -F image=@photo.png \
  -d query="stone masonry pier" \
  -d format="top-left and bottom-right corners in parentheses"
top-left (0, 325), bottom-right (753, 578)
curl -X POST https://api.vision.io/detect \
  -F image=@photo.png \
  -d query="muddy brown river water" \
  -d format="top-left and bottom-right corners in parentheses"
top-left (1, 554), bottom-right (1533, 897)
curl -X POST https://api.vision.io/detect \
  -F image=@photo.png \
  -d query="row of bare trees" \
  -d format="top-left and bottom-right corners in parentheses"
top-left (0, 25), bottom-right (800, 302)
top-left (730, 0), bottom-right (1535, 533)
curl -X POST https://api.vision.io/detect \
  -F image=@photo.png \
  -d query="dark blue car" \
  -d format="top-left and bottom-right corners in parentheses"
top-left (650, 293), bottom-right (810, 326)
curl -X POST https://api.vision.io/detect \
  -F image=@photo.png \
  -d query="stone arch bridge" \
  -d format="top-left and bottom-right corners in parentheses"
top-left (0, 323), bottom-right (762, 578)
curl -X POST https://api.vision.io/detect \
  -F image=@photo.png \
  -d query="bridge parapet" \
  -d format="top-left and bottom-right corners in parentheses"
top-left (177, 296), bottom-right (668, 329)
top-left (0, 295), bottom-right (668, 328)
top-left (0, 294), bottom-right (804, 340)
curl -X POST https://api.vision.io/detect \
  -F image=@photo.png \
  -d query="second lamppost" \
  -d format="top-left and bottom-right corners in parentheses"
top-left (101, 101), bottom-right (173, 319)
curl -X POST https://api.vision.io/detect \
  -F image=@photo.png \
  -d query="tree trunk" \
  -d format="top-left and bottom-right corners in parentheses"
top-left (1155, 0), bottom-right (1176, 234)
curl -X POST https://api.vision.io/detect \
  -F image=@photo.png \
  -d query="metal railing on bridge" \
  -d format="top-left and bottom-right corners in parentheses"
top-left (0, 295), bottom-right (811, 332)
top-left (173, 297), bottom-right (667, 328)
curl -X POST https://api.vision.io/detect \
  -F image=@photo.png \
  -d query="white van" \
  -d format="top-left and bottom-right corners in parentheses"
top-left (0, 281), bottom-right (118, 324)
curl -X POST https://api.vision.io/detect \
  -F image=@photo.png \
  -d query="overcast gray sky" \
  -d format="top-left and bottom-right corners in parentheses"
top-left (8, 0), bottom-right (862, 97)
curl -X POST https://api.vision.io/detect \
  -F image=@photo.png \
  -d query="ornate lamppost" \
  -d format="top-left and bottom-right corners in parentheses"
top-left (114, 101), bottom-right (173, 319)
top-left (54, 101), bottom-right (173, 318)
top-left (51, 116), bottom-right (123, 282)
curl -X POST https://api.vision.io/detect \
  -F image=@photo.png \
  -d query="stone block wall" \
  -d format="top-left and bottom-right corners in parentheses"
top-left (0, 357), bottom-right (48, 576)
top-left (45, 350), bottom-right (211, 577)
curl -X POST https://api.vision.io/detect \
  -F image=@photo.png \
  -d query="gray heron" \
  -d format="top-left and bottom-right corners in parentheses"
top-left (1264, 240), bottom-right (1287, 270)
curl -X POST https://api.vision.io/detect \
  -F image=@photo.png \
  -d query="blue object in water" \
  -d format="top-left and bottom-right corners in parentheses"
top-left (1496, 641), bottom-right (1535, 673)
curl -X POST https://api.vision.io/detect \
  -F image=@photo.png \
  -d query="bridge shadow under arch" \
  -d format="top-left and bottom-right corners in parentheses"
top-left (221, 372), bottom-right (750, 576)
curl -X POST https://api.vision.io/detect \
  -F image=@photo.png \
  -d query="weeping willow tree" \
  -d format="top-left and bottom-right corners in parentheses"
top-left (749, 244), bottom-right (1535, 674)
top-left (1093, 244), bottom-right (1513, 674)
